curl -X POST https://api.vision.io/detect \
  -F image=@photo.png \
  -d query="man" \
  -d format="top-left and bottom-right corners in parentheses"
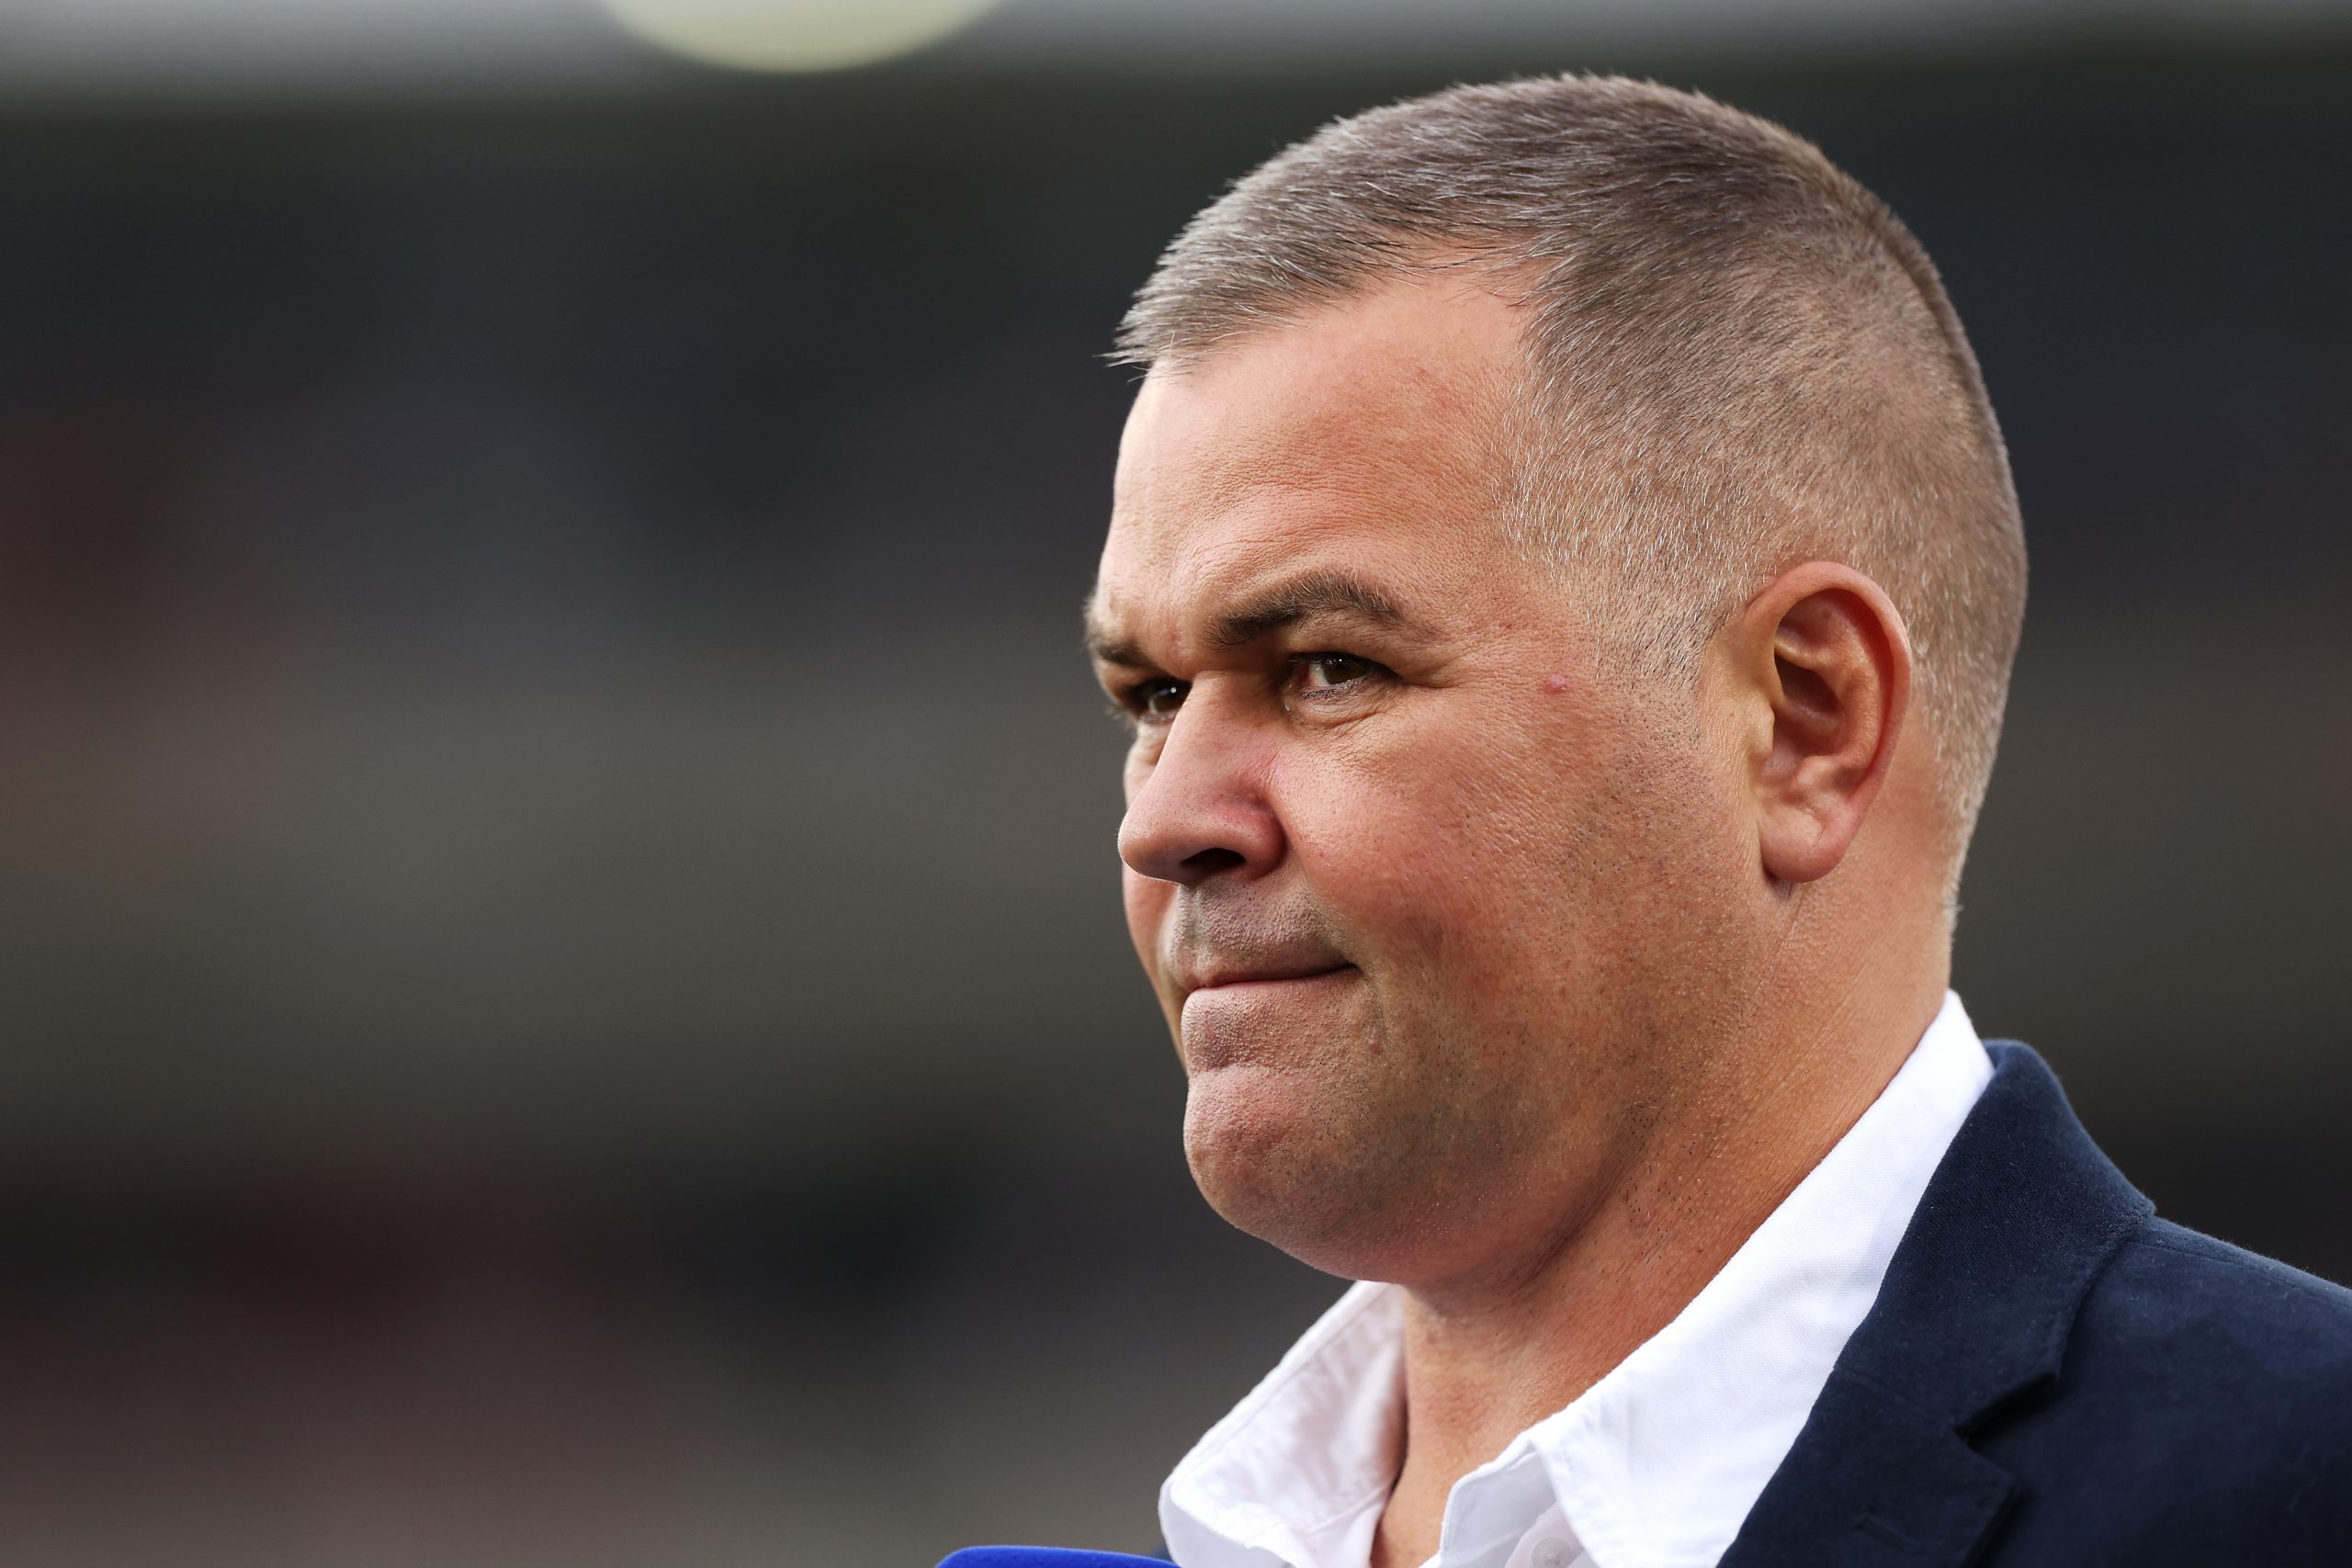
top-left (1081, 76), bottom-right (2352, 1568)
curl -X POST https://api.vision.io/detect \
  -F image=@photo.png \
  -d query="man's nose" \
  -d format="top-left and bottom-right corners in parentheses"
top-left (1117, 707), bottom-right (1284, 887)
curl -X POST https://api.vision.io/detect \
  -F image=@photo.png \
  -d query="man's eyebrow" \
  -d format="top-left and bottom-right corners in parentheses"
top-left (1081, 569), bottom-right (1422, 668)
top-left (1209, 570), bottom-right (1418, 648)
top-left (1081, 602), bottom-right (1145, 668)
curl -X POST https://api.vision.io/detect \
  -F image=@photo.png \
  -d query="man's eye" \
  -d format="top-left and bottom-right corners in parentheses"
top-left (1297, 653), bottom-right (1378, 691)
top-left (1133, 677), bottom-right (1188, 718)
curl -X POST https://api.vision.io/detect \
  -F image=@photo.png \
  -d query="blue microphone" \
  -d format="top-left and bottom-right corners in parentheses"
top-left (937, 1551), bottom-right (1172, 1567)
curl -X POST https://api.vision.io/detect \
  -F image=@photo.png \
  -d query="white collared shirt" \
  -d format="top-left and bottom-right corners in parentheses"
top-left (1160, 992), bottom-right (1994, 1568)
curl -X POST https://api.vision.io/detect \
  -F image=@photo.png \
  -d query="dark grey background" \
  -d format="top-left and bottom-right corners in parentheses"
top-left (1, 19), bottom-right (2346, 1568)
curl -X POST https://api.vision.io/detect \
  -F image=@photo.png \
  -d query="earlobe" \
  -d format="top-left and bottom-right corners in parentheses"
top-left (1743, 564), bottom-right (1911, 886)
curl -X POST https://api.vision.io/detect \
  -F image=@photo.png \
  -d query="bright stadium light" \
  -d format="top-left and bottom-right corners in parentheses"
top-left (602, 0), bottom-right (1007, 73)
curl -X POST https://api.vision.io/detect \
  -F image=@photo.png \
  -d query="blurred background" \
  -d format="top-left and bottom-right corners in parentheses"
top-left (2, 1), bottom-right (2347, 1563)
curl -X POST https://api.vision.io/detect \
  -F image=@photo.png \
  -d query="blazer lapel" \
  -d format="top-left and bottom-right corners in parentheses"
top-left (1721, 1371), bottom-right (2013, 1568)
top-left (1719, 1043), bottom-right (2153, 1568)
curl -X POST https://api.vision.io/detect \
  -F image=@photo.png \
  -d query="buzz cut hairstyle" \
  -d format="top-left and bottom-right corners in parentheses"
top-left (1114, 74), bottom-right (2027, 875)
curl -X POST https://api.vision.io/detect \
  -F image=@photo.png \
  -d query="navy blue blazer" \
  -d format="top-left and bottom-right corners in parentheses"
top-left (1147, 1042), bottom-right (2352, 1565)
top-left (1721, 1040), bottom-right (2352, 1565)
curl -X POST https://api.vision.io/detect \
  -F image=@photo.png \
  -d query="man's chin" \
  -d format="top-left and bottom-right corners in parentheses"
top-left (1181, 1064), bottom-right (1401, 1276)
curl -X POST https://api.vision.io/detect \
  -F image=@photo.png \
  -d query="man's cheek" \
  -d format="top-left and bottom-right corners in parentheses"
top-left (1305, 775), bottom-right (1491, 901)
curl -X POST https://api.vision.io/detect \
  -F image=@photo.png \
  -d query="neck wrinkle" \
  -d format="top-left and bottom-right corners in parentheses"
top-left (1383, 964), bottom-right (1949, 1540)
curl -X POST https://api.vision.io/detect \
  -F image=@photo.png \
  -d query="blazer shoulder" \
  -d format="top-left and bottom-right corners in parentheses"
top-left (1973, 1218), bottom-right (2352, 1562)
top-left (2078, 1213), bottom-right (2352, 1424)
top-left (2109, 1216), bottom-right (2352, 1331)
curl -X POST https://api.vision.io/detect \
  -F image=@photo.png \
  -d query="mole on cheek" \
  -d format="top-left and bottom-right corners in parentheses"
top-left (1542, 674), bottom-right (1574, 695)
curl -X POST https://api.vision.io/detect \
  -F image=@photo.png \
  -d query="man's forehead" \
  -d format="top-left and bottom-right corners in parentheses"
top-left (1086, 489), bottom-right (1412, 660)
top-left (1096, 276), bottom-right (1524, 644)
top-left (1111, 275), bottom-right (1522, 518)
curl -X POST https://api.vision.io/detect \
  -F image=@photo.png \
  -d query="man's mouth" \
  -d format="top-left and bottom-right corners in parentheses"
top-left (1173, 961), bottom-right (1360, 1071)
top-left (1182, 961), bottom-right (1355, 995)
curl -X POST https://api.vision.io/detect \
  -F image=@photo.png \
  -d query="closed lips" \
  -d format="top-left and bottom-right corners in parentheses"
top-left (1186, 962), bottom-right (1353, 992)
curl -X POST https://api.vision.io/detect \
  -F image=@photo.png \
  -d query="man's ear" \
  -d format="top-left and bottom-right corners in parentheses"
top-left (1732, 561), bottom-right (1912, 885)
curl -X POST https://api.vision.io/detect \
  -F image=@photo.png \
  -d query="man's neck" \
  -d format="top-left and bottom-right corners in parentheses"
top-left (1367, 971), bottom-right (1946, 1568)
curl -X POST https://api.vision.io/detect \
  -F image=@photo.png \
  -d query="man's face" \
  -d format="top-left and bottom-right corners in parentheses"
top-left (1089, 277), bottom-right (1754, 1289)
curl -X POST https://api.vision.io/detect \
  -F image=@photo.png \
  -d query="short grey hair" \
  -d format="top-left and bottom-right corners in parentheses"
top-left (1114, 74), bottom-right (2026, 870)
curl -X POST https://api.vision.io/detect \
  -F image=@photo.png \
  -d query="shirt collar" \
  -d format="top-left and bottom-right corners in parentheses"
top-left (1160, 1279), bottom-right (1406, 1568)
top-left (1160, 992), bottom-right (1993, 1568)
